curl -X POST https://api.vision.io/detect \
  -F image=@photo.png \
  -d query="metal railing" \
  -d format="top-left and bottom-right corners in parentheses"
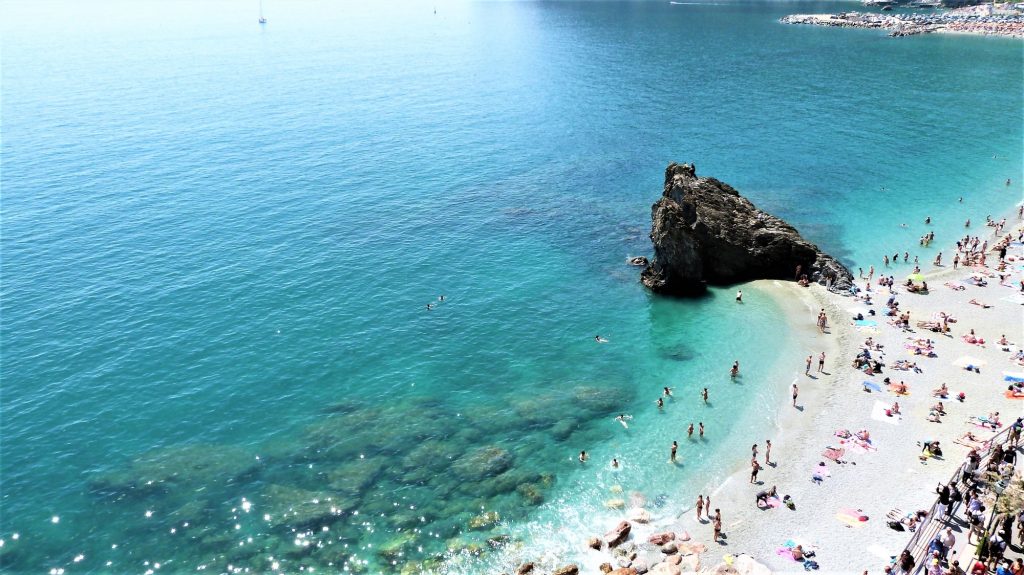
top-left (897, 425), bottom-right (1015, 574)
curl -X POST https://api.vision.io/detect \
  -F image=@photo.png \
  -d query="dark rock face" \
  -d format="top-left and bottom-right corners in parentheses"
top-left (641, 163), bottom-right (853, 295)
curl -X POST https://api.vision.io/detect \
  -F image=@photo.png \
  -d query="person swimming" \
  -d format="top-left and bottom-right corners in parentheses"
top-left (730, 361), bottom-right (739, 378)
top-left (579, 450), bottom-right (588, 463)
top-left (663, 386), bottom-right (673, 397)
top-left (595, 335), bottom-right (609, 343)
top-left (611, 458), bottom-right (620, 469)
top-left (656, 397), bottom-right (664, 409)
top-left (615, 414), bottom-right (632, 429)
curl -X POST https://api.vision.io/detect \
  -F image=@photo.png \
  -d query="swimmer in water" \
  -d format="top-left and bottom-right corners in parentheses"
top-left (656, 397), bottom-right (664, 409)
top-left (730, 361), bottom-right (739, 378)
top-left (699, 422), bottom-right (704, 437)
top-left (611, 458), bottom-right (619, 469)
top-left (426, 303), bottom-right (434, 310)
top-left (595, 335), bottom-right (608, 343)
top-left (438, 295), bottom-right (445, 302)
top-left (579, 450), bottom-right (588, 463)
top-left (615, 414), bottom-right (632, 429)
top-left (664, 386), bottom-right (673, 397)
top-left (687, 423), bottom-right (694, 438)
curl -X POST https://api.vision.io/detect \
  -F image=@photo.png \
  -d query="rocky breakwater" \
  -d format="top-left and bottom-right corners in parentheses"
top-left (781, 11), bottom-right (1024, 38)
top-left (640, 163), bottom-right (852, 295)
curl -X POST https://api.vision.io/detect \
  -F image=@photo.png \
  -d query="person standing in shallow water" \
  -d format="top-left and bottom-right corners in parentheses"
top-left (792, 382), bottom-right (799, 407)
top-left (730, 361), bottom-right (739, 378)
top-left (818, 352), bottom-right (826, 373)
top-left (702, 388), bottom-right (709, 403)
top-left (687, 423), bottom-right (694, 438)
top-left (805, 355), bottom-right (812, 374)
top-left (670, 440), bottom-right (678, 463)
top-left (699, 422), bottom-right (705, 437)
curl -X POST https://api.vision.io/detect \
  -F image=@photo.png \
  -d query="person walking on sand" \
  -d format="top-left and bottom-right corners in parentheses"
top-left (713, 513), bottom-right (722, 542)
top-left (750, 459), bottom-right (761, 483)
top-left (818, 352), bottom-right (826, 373)
top-left (805, 355), bottom-right (812, 374)
top-left (765, 439), bottom-right (772, 465)
top-left (696, 495), bottom-right (704, 520)
top-left (792, 382), bottom-right (799, 407)
top-left (736, 290), bottom-right (743, 302)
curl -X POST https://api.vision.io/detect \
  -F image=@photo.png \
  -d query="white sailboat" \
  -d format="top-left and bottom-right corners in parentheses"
top-left (259, 0), bottom-right (267, 24)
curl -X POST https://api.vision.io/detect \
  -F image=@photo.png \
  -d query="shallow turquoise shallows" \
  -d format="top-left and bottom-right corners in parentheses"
top-left (1, 0), bottom-right (1021, 572)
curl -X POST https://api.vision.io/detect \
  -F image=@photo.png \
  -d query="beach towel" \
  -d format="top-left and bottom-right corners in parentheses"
top-left (836, 508), bottom-right (869, 527)
top-left (1004, 373), bottom-right (1024, 383)
top-left (871, 401), bottom-right (900, 425)
top-left (854, 319), bottom-right (878, 327)
top-left (822, 447), bottom-right (844, 462)
top-left (863, 381), bottom-right (882, 393)
top-left (1004, 391), bottom-right (1024, 400)
top-left (887, 383), bottom-right (910, 395)
top-left (776, 547), bottom-right (799, 561)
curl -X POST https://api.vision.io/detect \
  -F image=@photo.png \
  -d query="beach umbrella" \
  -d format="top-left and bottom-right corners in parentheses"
top-left (907, 273), bottom-right (925, 283)
top-left (953, 356), bottom-right (986, 368)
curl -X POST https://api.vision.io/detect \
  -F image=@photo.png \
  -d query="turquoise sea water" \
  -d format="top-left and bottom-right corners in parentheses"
top-left (2, 0), bottom-right (1021, 573)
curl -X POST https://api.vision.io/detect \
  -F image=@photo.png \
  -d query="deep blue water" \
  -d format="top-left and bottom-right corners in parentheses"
top-left (2, 0), bottom-right (1021, 573)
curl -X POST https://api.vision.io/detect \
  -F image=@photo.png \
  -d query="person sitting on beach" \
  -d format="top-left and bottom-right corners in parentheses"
top-left (998, 334), bottom-right (1009, 346)
top-left (892, 401), bottom-right (901, 415)
top-left (791, 544), bottom-right (805, 560)
top-left (928, 409), bottom-right (943, 423)
top-left (755, 485), bottom-right (777, 508)
top-left (933, 383), bottom-right (949, 398)
top-left (962, 332), bottom-right (985, 345)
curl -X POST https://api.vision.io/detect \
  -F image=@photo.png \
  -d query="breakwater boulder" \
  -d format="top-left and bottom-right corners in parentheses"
top-left (641, 163), bottom-right (853, 295)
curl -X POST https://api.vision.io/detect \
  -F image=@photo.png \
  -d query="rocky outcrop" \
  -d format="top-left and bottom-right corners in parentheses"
top-left (641, 163), bottom-right (853, 295)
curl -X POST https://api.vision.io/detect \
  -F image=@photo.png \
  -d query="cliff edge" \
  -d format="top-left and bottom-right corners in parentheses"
top-left (640, 163), bottom-right (854, 295)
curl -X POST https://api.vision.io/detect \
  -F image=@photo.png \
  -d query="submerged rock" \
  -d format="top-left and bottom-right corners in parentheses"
top-left (260, 484), bottom-right (350, 529)
top-left (89, 444), bottom-right (260, 497)
top-left (467, 510), bottom-right (501, 530)
top-left (451, 446), bottom-right (514, 481)
top-left (641, 163), bottom-right (853, 295)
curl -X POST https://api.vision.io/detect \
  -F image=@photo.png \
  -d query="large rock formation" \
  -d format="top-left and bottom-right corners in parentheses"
top-left (641, 163), bottom-right (853, 295)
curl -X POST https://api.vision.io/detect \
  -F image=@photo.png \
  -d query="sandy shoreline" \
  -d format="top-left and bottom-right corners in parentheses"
top-left (690, 216), bottom-right (1024, 571)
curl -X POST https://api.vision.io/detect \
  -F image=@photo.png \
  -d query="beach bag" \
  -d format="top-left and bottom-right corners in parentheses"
top-left (888, 520), bottom-right (906, 531)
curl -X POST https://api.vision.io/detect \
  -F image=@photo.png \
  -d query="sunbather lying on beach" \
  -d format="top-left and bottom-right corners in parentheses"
top-left (962, 334), bottom-right (985, 345)
top-left (945, 282), bottom-right (966, 291)
top-left (968, 299), bottom-right (992, 309)
top-left (889, 381), bottom-right (909, 395)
